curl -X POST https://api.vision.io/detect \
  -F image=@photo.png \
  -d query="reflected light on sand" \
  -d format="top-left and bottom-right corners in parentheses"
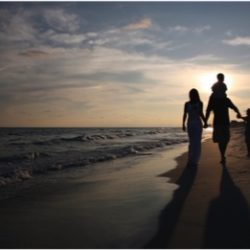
top-left (204, 126), bottom-right (213, 133)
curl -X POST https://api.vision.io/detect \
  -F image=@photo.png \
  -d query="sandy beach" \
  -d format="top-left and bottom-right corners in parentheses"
top-left (146, 126), bottom-right (250, 248)
top-left (0, 126), bottom-right (249, 248)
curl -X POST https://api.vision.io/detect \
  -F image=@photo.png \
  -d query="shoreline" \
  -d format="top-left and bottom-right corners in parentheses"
top-left (0, 143), bottom-right (187, 202)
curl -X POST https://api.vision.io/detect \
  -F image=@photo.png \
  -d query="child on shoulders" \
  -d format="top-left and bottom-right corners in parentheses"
top-left (210, 73), bottom-right (227, 100)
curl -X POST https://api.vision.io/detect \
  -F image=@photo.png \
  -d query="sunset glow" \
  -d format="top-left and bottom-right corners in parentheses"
top-left (0, 2), bottom-right (250, 127)
top-left (199, 72), bottom-right (234, 93)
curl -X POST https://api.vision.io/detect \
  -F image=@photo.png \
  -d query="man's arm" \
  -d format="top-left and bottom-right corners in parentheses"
top-left (205, 110), bottom-right (211, 126)
top-left (227, 98), bottom-right (242, 118)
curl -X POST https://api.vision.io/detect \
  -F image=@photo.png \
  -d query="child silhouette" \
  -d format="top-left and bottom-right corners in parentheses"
top-left (210, 73), bottom-right (227, 99)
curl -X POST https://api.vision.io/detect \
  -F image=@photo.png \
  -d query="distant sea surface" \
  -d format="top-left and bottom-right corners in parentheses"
top-left (0, 127), bottom-right (190, 187)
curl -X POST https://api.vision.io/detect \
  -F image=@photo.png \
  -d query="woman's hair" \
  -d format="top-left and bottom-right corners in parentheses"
top-left (189, 88), bottom-right (201, 104)
top-left (247, 108), bottom-right (250, 116)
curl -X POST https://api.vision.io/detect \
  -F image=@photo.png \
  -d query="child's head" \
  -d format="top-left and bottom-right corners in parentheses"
top-left (247, 109), bottom-right (250, 117)
top-left (217, 73), bottom-right (224, 83)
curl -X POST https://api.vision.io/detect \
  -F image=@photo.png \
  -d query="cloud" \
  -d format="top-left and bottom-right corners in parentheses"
top-left (226, 30), bottom-right (233, 37)
top-left (194, 25), bottom-right (211, 34)
top-left (49, 33), bottom-right (87, 44)
top-left (168, 25), bottom-right (210, 34)
top-left (0, 9), bottom-right (37, 43)
top-left (223, 36), bottom-right (250, 46)
top-left (43, 9), bottom-right (80, 32)
top-left (0, 8), bottom-right (161, 56)
top-left (0, 45), bottom-right (230, 103)
top-left (85, 24), bottom-right (156, 50)
top-left (124, 18), bottom-right (152, 30)
top-left (19, 49), bottom-right (49, 58)
top-left (186, 54), bottom-right (220, 63)
top-left (169, 25), bottom-right (188, 32)
top-left (0, 5), bottom-right (245, 126)
top-left (0, 46), bottom-right (173, 105)
top-left (0, 43), bottom-right (245, 126)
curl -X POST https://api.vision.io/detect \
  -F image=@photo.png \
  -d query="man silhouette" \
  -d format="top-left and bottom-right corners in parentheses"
top-left (205, 79), bottom-right (241, 164)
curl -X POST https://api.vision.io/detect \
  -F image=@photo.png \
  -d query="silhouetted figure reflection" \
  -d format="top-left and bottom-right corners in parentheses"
top-left (145, 163), bottom-right (198, 248)
top-left (203, 165), bottom-right (250, 248)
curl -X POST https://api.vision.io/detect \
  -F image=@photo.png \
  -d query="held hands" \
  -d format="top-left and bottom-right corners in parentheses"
top-left (183, 123), bottom-right (209, 131)
top-left (203, 118), bottom-right (208, 129)
top-left (203, 123), bottom-right (208, 129)
top-left (236, 113), bottom-right (242, 119)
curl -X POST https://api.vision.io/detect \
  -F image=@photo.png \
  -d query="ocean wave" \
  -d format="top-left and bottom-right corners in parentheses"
top-left (0, 136), bottom-right (188, 187)
top-left (7, 128), bottom-right (182, 146)
top-left (0, 152), bottom-right (49, 163)
top-left (0, 169), bottom-right (32, 187)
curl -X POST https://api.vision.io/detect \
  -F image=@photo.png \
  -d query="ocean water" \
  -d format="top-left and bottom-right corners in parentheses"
top-left (0, 127), bottom-right (213, 248)
top-left (0, 127), bottom-right (189, 187)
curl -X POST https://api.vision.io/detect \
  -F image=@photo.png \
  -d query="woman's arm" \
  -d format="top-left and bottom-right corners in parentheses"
top-left (183, 103), bottom-right (187, 131)
top-left (199, 102), bottom-right (208, 128)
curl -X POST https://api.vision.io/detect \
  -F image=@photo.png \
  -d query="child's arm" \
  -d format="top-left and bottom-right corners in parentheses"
top-left (239, 116), bottom-right (247, 122)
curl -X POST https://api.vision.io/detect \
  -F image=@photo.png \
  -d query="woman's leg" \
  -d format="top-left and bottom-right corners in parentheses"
top-left (193, 125), bottom-right (202, 164)
top-left (188, 126), bottom-right (195, 164)
top-left (188, 124), bottom-right (202, 165)
top-left (197, 128), bottom-right (202, 163)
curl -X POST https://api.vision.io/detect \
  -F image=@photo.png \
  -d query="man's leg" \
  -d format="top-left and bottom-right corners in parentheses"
top-left (218, 140), bottom-right (228, 164)
top-left (215, 126), bottom-right (230, 164)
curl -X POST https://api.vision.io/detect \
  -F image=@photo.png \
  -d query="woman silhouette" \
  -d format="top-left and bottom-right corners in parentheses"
top-left (182, 89), bottom-right (207, 166)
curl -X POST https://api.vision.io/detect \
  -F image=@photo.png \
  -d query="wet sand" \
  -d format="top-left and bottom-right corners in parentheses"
top-left (0, 145), bottom-right (186, 249)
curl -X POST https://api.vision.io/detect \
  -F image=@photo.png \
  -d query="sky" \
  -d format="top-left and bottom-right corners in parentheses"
top-left (1, 2), bottom-right (250, 127)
